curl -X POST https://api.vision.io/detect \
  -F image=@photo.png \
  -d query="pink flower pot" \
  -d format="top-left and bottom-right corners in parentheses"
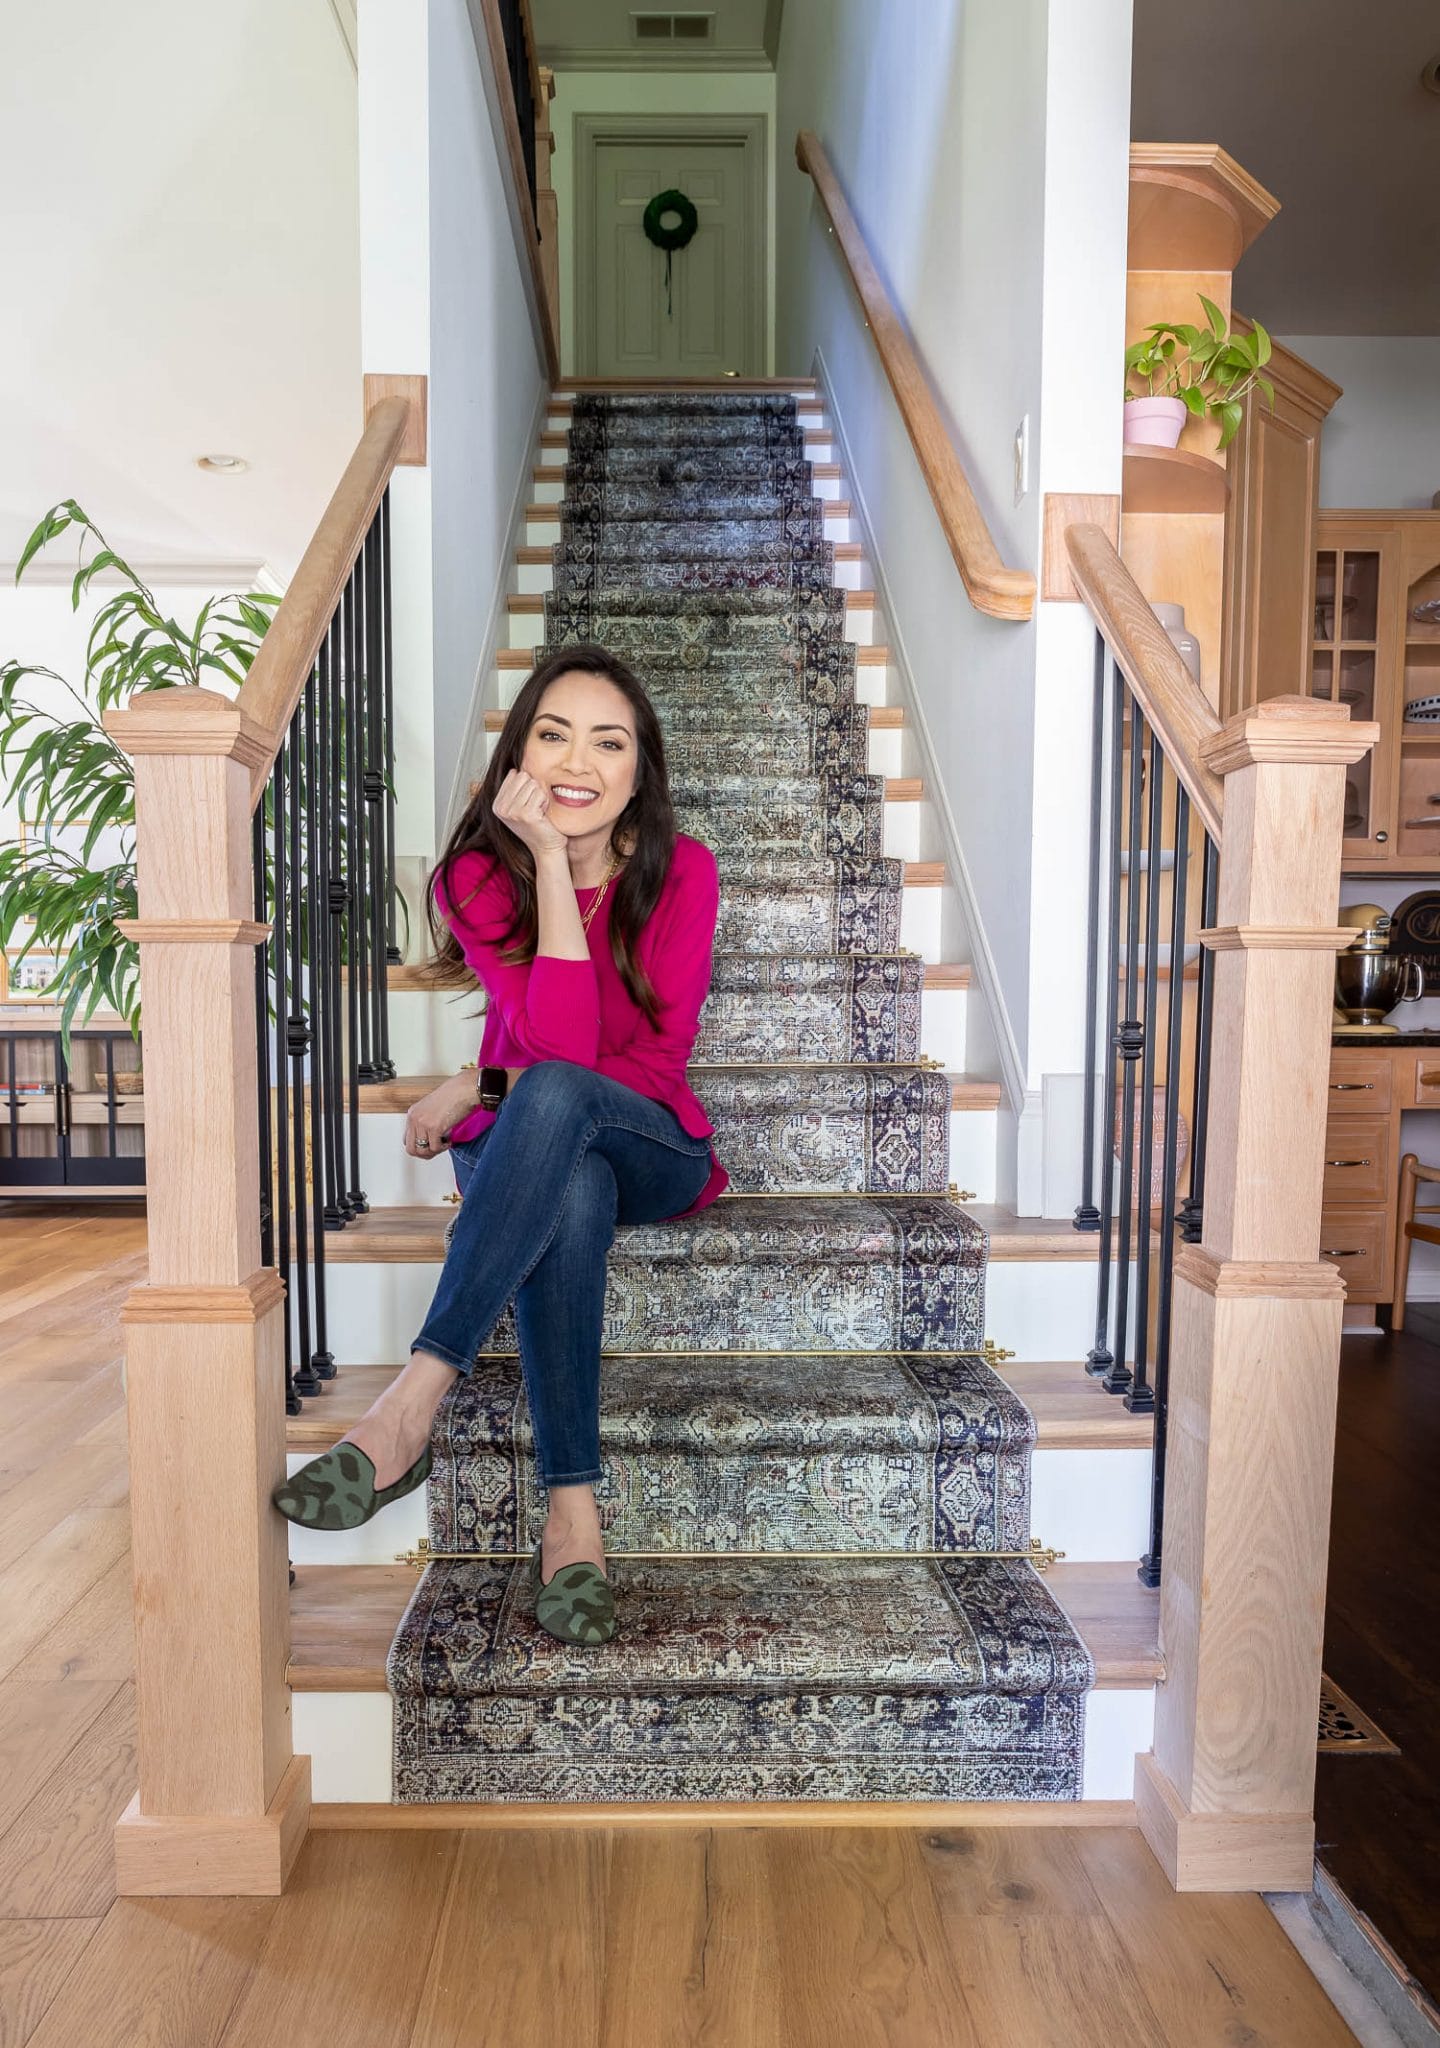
top-left (1124, 396), bottom-right (1187, 449)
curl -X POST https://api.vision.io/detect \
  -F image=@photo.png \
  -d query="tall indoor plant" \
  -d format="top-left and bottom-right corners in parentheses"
top-left (0, 502), bottom-right (277, 1048)
top-left (1124, 295), bottom-right (1275, 450)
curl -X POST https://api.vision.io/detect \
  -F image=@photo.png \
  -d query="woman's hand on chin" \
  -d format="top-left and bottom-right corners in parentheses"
top-left (492, 768), bottom-right (569, 861)
top-left (403, 1072), bottom-right (484, 1157)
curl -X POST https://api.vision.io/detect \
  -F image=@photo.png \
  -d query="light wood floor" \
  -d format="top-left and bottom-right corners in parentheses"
top-left (0, 1203), bottom-right (1360, 2047)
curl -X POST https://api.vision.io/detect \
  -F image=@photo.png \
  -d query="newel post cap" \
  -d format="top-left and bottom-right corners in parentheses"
top-left (103, 686), bottom-right (274, 770)
top-left (1199, 693), bottom-right (1380, 775)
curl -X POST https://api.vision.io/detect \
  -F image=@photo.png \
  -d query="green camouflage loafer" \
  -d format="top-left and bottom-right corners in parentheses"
top-left (529, 1540), bottom-right (617, 1646)
top-left (272, 1441), bottom-right (432, 1531)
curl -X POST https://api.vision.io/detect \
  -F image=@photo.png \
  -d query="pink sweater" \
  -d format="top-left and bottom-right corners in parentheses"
top-left (434, 833), bottom-right (728, 1210)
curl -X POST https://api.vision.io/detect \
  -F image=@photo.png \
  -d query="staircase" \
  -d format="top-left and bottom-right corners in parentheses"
top-left (286, 384), bottom-right (1162, 1813)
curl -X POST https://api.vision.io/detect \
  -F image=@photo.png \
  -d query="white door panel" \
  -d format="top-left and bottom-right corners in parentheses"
top-left (587, 134), bottom-right (759, 378)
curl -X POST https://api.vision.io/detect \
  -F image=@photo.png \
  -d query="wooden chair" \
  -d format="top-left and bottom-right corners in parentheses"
top-left (1393, 1152), bottom-right (1440, 1329)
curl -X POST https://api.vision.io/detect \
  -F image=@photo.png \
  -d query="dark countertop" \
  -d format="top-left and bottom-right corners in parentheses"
top-left (1332, 1031), bottom-right (1440, 1046)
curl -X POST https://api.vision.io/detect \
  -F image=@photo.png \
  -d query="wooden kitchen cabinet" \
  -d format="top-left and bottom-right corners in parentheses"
top-left (1220, 332), bottom-right (1340, 720)
top-left (1312, 511), bottom-right (1440, 872)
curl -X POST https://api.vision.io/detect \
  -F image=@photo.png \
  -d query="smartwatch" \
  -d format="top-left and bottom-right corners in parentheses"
top-left (477, 1065), bottom-right (509, 1112)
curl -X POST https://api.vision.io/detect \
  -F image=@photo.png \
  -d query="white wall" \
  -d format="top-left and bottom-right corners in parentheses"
top-left (0, 0), bottom-right (360, 579)
top-left (775, 0), bottom-right (1132, 1181)
top-left (549, 69), bottom-right (777, 375)
top-left (1282, 338), bottom-right (1440, 511)
top-left (359, 0), bottom-right (548, 857)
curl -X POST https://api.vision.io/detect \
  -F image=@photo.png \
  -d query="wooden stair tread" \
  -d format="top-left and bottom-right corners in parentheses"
top-left (483, 701), bottom-right (902, 732)
top-left (535, 463), bottom-right (845, 484)
top-left (552, 377), bottom-right (817, 393)
top-left (539, 429), bottom-right (832, 452)
top-left (383, 955), bottom-right (962, 994)
top-left (288, 1357), bottom-right (1148, 1452)
top-left (356, 1070), bottom-right (993, 1114)
top-left (525, 499), bottom-right (854, 523)
top-left (287, 1559), bottom-right (1160, 1693)
top-left (505, 590), bottom-right (874, 615)
top-left (322, 1191), bottom-right (1131, 1266)
top-left (516, 541), bottom-right (863, 566)
top-left (497, 630), bottom-right (879, 668)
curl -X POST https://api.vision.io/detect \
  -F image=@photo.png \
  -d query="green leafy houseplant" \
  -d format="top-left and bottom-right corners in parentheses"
top-left (1124, 295), bottom-right (1275, 449)
top-left (0, 502), bottom-right (278, 1048)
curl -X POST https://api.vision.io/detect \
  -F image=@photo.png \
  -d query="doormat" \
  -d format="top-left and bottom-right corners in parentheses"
top-left (1318, 1674), bottom-right (1400, 1756)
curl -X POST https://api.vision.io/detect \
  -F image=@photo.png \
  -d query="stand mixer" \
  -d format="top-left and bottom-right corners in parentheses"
top-left (1334, 903), bottom-right (1425, 1034)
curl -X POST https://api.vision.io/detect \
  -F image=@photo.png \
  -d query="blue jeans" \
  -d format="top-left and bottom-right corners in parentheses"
top-left (411, 1061), bottom-right (714, 1487)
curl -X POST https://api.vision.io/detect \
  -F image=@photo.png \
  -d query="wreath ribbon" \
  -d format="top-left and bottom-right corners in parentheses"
top-left (642, 188), bottom-right (698, 317)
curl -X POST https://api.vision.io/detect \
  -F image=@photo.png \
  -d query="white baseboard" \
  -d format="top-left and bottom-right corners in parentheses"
top-left (809, 346), bottom-right (1027, 1124)
top-left (440, 376), bottom-right (552, 846)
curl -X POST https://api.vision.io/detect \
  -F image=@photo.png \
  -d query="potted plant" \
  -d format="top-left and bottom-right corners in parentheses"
top-left (0, 502), bottom-right (278, 1055)
top-left (1124, 296), bottom-right (1275, 451)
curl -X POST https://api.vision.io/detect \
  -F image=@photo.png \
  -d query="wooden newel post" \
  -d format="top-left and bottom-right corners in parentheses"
top-left (1137, 693), bottom-right (1378, 1891)
top-left (104, 687), bottom-right (309, 1895)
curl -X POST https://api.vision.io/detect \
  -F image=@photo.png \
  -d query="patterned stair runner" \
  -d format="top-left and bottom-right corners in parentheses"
top-left (389, 392), bottom-right (1092, 1802)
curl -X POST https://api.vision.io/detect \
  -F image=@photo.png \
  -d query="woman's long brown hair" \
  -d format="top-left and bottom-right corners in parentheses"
top-left (426, 645), bottom-right (676, 1026)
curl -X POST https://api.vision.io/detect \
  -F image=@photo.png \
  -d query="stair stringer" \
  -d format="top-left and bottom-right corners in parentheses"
top-left (809, 345), bottom-right (1038, 1217)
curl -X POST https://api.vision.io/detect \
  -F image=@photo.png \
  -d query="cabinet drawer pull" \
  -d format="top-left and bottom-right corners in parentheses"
top-left (1326, 1158), bottom-right (1372, 1169)
top-left (1420, 1071), bottom-right (1440, 1088)
top-left (1330, 1082), bottom-right (1374, 1092)
top-left (1402, 817), bottom-right (1440, 828)
top-left (1322, 1247), bottom-right (1364, 1258)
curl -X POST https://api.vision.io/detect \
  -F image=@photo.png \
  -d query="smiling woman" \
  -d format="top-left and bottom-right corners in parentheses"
top-left (272, 645), bottom-right (725, 1648)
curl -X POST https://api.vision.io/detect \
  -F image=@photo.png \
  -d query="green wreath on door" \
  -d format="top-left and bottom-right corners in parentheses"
top-left (643, 189), bottom-right (698, 317)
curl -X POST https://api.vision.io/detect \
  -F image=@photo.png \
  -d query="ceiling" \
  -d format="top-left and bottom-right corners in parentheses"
top-left (531, 0), bottom-right (783, 70)
top-left (0, 0), bottom-right (360, 583)
top-left (1132, 0), bottom-right (1440, 334)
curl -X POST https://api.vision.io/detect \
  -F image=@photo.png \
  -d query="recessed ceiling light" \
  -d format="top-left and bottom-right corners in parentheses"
top-left (196, 453), bottom-right (249, 473)
top-left (1423, 54), bottom-right (1440, 95)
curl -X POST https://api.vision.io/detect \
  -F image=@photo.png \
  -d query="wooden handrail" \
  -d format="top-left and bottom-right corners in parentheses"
top-left (795, 131), bottom-right (1036, 624)
top-left (237, 396), bottom-right (410, 808)
top-left (478, 0), bottom-right (560, 383)
top-left (1065, 522), bottom-right (1226, 844)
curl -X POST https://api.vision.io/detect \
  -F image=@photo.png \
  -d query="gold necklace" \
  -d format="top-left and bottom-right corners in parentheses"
top-left (578, 848), bottom-right (622, 937)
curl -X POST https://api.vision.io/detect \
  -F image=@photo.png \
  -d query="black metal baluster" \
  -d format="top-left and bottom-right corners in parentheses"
top-left (270, 729), bottom-right (299, 1414)
top-left (318, 615), bottom-right (348, 1229)
top-left (304, 673), bottom-right (336, 1382)
top-left (1140, 782), bottom-right (1192, 1588)
top-left (342, 571), bottom-right (369, 1212)
top-left (253, 804), bottom-right (275, 1283)
top-left (104, 1037), bottom-right (117, 1159)
top-left (381, 489), bottom-right (401, 967)
top-left (1086, 652), bottom-right (1126, 1377)
top-left (286, 706), bottom-right (319, 1400)
top-left (1179, 835), bottom-right (1220, 1243)
top-left (1106, 695), bottom-right (1148, 1397)
top-left (1075, 629), bottom-right (1107, 1234)
top-left (1125, 727), bottom-right (1168, 1416)
top-left (362, 525), bottom-right (393, 1079)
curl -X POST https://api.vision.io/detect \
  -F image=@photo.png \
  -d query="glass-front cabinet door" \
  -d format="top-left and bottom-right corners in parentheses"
top-left (1395, 533), bottom-right (1440, 865)
top-left (1312, 527), bottom-right (1402, 865)
top-left (0, 1028), bottom-right (145, 1190)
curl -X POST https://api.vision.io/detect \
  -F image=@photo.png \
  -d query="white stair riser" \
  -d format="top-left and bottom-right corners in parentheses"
top-left (298, 1253), bottom-right (1120, 1371)
top-left (284, 1442), bottom-right (1149, 1568)
top-left (504, 604), bottom-right (875, 651)
top-left (385, 979), bottom-right (970, 1079)
top-left (483, 722), bottom-right (905, 780)
top-left (515, 555), bottom-right (867, 596)
top-left (525, 511), bottom-right (858, 547)
top-left (985, 1258), bottom-right (1135, 1365)
top-left (537, 441), bottom-right (837, 470)
top-left (355, 1105), bottom-right (992, 1209)
top-left (496, 658), bottom-right (892, 710)
top-left (531, 473), bottom-right (845, 508)
top-left (292, 1682), bottom-right (1153, 1806)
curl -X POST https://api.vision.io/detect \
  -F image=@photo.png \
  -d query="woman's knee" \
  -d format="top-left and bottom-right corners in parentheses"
top-left (548, 1148), bottom-right (618, 1252)
top-left (506, 1059), bottom-right (604, 1134)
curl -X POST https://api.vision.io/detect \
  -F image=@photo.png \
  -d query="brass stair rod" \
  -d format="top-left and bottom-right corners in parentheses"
top-left (396, 1538), bottom-right (1064, 1571)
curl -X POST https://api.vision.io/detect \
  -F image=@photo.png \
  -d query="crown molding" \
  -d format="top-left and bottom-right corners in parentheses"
top-left (2, 557), bottom-right (282, 594)
top-left (538, 44), bottom-right (774, 71)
